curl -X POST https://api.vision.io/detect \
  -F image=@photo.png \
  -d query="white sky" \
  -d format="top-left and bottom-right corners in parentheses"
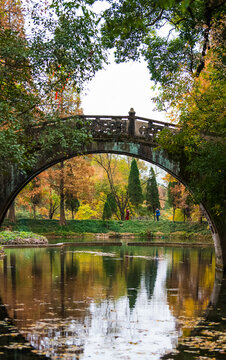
top-left (81, 57), bottom-right (167, 121)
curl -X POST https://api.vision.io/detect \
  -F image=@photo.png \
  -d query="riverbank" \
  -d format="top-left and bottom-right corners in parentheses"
top-left (2, 219), bottom-right (212, 243)
top-left (0, 230), bottom-right (48, 245)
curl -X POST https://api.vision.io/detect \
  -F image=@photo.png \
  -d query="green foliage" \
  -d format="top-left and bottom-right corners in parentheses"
top-left (2, 218), bottom-right (212, 240)
top-left (65, 195), bottom-right (80, 218)
top-left (0, 27), bottom-right (42, 173)
top-left (102, 201), bottom-right (112, 220)
top-left (100, 0), bottom-right (225, 108)
top-left (0, 230), bottom-right (44, 244)
top-left (128, 159), bottom-right (143, 207)
top-left (186, 141), bottom-right (226, 217)
top-left (158, 22), bottom-right (226, 221)
top-left (167, 181), bottom-right (177, 208)
top-left (107, 193), bottom-right (118, 214)
top-left (0, 0), bottom-right (106, 174)
top-left (146, 167), bottom-right (160, 215)
top-left (30, 0), bottom-right (106, 91)
top-left (37, 117), bottom-right (92, 161)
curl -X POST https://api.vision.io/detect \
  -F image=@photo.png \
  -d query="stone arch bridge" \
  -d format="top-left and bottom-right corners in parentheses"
top-left (0, 109), bottom-right (225, 270)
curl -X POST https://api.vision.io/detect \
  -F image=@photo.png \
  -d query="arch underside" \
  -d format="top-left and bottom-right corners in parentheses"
top-left (0, 139), bottom-right (224, 270)
top-left (1, 141), bottom-right (182, 209)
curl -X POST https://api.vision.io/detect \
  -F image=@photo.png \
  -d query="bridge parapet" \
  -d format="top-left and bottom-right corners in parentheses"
top-left (62, 108), bottom-right (177, 143)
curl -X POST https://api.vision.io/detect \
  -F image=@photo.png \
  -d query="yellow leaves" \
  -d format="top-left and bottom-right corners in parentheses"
top-left (75, 202), bottom-right (98, 220)
top-left (4, 342), bottom-right (31, 350)
top-left (213, 204), bottom-right (222, 216)
top-left (92, 199), bottom-right (105, 218)
top-left (38, 207), bottom-right (49, 217)
top-left (162, 173), bottom-right (175, 183)
top-left (195, 357), bottom-right (215, 360)
top-left (182, 331), bottom-right (226, 352)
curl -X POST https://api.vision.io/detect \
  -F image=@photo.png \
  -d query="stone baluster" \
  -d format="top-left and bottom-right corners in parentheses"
top-left (128, 108), bottom-right (136, 136)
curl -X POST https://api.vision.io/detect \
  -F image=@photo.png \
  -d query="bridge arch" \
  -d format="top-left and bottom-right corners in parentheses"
top-left (0, 111), bottom-right (225, 271)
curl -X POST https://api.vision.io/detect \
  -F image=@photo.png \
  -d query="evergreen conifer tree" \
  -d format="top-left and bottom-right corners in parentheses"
top-left (146, 167), bottom-right (160, 218)
top-left (107, 193), bottom-right (117, 214)
top-left (128, 159), bottom-right (143, 207)
top-left (65, 195), bottom-right (80, 219)
top-left (102, 200), bottom-right (112, 220)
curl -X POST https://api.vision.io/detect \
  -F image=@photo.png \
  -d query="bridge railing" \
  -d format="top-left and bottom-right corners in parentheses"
top-left (134, 115), bottom-right (176, 141)
top-left (37, 108), bottom-right (177, 142)
top-left (68, 109), bottom-right (177, 141)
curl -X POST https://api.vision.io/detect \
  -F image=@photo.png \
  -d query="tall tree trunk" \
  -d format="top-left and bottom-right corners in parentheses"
top-left (49, 192), bottom-right (58, 219)
top-left (199, 205), bottom-right (203, 224)
top-left (33, 205), bottom-right (36, 219)
top-left (49, 198), bottom-right (53, 219)
top-left (59, 161), bottom-right (67, 226)
top-left (7, 202), bottom-right (16, 223)
top-left (173, 207), bottom-right (175, 222)
top-left (120, 209), bottom-right (125, 221)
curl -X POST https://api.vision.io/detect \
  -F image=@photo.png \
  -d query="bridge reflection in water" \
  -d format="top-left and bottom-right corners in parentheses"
top-left (0, 244), bottom-right (216, 359)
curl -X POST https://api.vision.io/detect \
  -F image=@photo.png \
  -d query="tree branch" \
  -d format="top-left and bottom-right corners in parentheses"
top-left (146, 9), bottom-right (164, 27)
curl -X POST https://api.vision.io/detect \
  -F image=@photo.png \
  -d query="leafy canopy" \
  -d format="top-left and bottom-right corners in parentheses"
top-left (100, 0), bottom-right (225, 108)
top-left (0, 0), bottom-right (107, 173)
top-left (158, 18), bottom-right (226, 219)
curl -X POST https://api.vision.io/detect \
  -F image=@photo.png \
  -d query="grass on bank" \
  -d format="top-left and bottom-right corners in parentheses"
top-left (2, 218), bottom-right (212, 241)
top-left (0, 230), bottom-right (47, 244)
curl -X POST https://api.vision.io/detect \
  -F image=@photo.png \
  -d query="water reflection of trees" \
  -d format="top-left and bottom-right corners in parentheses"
top-left (0, 297), bottom-right (50, 359)
top-left (0, 246), bottom-right (215, 359)
top-left (166, 248), bottom-right (215, 336)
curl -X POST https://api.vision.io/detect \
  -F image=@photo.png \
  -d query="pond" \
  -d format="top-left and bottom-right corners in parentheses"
top-left (0, 241), bottom-right (225, 360)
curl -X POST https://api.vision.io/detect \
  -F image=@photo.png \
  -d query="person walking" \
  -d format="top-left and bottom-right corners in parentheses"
top-left (156, 208), bottom-right (160, 221)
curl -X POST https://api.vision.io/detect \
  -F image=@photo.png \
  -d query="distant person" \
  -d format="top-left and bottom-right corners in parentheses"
top-left (125, 209), bottom-right (130, 220)
top-left (156, 208), bottom-right (160, 221)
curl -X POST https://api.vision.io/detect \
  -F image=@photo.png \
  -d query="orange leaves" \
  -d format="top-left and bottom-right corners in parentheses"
top-left (63, 157), bottom-right (94, 202)
top-left (16, 156), bottom-right (95, 219)
top-left (0, 0), bottom-right (24, 35)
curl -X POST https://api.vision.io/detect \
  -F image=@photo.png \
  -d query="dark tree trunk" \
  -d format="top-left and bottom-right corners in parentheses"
top-left (199, 205), bottom-right (203, 224)
top-left (59, 161), bottom-right (66, 226)
top-left (49, 198), bottom-right (53, 219)
top-left (49, 196), bottom-right (58, 219)
top-left (173, 207), bottom-right (175, 222)
top-left (7, 202), bottom-right (16, 223)
top-left (32, 205), bottom-right (36, 219)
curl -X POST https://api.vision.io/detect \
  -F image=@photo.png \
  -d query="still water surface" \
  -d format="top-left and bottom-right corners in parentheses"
top-left (0, 243), bottom-right (216, 359)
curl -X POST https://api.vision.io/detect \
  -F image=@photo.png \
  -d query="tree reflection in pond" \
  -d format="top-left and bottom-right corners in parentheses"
top-left (0, 245), bottom-right (215, 359)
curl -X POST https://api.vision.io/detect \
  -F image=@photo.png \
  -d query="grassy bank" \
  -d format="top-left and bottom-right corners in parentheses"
top-left (2, 218), bottom-right (212, 243)
top-left (0, 230), bottom-right (48, 245)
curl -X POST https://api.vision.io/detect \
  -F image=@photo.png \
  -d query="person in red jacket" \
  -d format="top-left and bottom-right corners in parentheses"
top-left (125, 209), bottom-right (130, 220)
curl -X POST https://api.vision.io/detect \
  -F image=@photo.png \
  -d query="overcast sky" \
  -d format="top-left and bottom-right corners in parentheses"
top-left (81, 57), bottom-right (167, 121)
